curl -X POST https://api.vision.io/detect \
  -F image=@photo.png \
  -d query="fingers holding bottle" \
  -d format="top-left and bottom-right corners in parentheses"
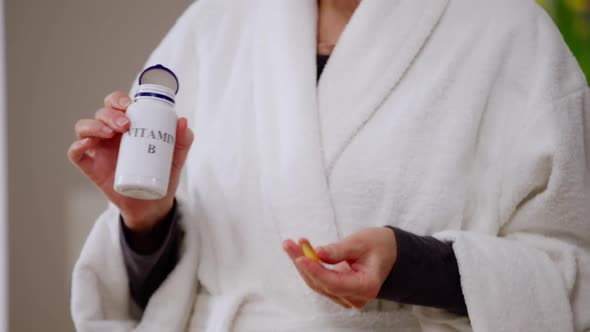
top-left (94, 107), bottom-right (130, 134)
top-left (68, 91), bottom-right (131, 181)
top-left (72, 90), bottom-right (131, 143)
top-left (103, 91), bottom-right (132, 111)
top-left (74, 119), bottom-right (115, 139)
top-left (67, 137), bottom-right (99, 172)
top-left (69, 66), bottom-right (189, 233)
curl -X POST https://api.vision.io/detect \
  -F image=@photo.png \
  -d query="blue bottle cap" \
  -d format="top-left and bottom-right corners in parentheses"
top-left (138, 64), bottom-right (179, 94)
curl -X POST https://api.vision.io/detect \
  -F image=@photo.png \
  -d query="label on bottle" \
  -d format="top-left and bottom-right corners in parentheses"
top-left (125, 127), bottom-right (176, 153)
top-left (114, 101), bottom-right (177, 199)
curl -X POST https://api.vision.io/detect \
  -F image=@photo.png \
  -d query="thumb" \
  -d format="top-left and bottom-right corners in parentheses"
top-left (171, 117), bottom-right (194, 174)
top-left (316, 236), bottom-right (365, 264)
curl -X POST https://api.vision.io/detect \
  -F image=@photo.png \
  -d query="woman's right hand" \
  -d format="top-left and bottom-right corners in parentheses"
top-left (67, 91), bottom-right (194, 233)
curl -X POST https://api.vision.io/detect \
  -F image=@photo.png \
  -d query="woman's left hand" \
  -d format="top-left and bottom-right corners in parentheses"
top-left (283, 227), bottom-right (397, 309)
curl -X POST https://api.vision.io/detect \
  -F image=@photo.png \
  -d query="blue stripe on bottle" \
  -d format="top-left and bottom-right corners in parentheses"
top-left (134, 92), bottom-right (175, 104)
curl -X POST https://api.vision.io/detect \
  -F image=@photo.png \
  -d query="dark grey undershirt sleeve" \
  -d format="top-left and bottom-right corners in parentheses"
top-left (119, 200), bottom-right (181, 309)
top-left (376, 226), bottom-right (468, 316)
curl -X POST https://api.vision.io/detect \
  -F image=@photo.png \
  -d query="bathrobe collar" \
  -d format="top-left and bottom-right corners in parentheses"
top-left (318, 0), bottom-right (449, 170)
top-left (251, 0), bottom-right (449, 242)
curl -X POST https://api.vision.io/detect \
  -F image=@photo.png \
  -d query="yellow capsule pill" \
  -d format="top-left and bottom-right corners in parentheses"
top-left (301, 240), bottom-right (320, 262)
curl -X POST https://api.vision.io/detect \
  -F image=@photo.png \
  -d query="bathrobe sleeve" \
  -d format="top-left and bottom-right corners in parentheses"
top-left (71, 198), bottom-right (199, 332)
top-left (70, 3), bottom-right (203, 332)
top-left (432, 12), bottom-right (590, 331)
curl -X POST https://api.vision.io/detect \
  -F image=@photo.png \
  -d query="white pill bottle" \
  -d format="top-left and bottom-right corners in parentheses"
top-left (114, 64), bottom-right (179, 200)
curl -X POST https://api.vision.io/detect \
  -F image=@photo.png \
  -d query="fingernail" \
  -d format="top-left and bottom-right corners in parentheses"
top-left (80, 138), bottom-right (90, 145)
top-left (116, 117), bottom-right (129, 127)
top-left (102, 126), bottom-right (113, 134)
top-left (119, 97), bottom-right (131, 107)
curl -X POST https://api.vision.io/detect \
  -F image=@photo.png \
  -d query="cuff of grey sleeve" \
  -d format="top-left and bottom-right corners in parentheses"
top-left (120, 199), bottom-right (178, 255)
top-left (377, 226), bottom-right (467, 316)
top-left (119, 199), bottom-right (180, 308)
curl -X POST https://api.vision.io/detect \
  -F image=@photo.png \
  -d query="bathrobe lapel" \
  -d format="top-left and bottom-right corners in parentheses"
top-left (250, 0), bottom-right (448, 244)
top-left (251, 0), bottom-right (341, 244)
top-left (318, 0), bottom-right (449, 170)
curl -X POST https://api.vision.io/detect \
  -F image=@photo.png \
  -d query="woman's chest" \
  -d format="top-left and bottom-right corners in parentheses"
top-left (186, 18), bottom-right (512, 236)
top-left (190, 75), bottom-right (503, 235)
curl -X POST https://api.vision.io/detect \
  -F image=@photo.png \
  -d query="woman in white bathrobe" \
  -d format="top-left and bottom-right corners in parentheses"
top-left (68, 0), bottom-right (590, 331)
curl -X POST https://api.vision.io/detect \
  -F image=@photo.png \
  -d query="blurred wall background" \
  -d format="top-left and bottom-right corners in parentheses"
top-left (5, 1), bottom-right (190, 331)
top-left (2, 1), bottom-right (588, 332)
top-left (0, 0), bottom-right (8, 331)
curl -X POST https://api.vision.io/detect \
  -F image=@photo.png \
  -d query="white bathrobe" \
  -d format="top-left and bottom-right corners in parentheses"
top-left (71, 0), bottom-right (590, 331)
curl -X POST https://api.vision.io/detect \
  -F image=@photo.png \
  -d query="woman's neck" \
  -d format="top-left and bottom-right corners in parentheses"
top-left (317, 0), bottom-right (361, 55)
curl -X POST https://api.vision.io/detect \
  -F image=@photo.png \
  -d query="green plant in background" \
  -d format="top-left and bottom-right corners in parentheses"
top-left (538, 0), bottom-right (590, 84)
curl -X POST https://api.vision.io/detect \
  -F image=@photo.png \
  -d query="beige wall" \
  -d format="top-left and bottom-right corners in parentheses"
top-left (6, 1), bottom-right (191, 330)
